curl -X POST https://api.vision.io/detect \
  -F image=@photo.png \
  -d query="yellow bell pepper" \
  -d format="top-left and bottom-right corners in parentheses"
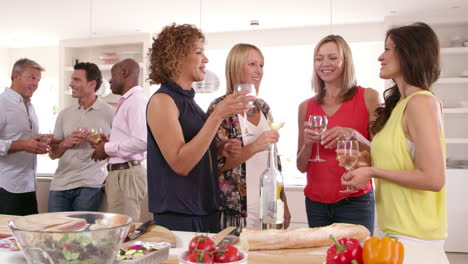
top-left (363, 236), bottom-right (404, 264)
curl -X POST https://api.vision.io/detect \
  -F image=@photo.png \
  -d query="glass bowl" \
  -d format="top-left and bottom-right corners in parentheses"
top-left (8, 211), bottom-right (132, 264)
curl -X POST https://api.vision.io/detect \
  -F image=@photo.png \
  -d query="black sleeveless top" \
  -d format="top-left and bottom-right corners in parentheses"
top-left (147, 81), bottom-right (220, 215)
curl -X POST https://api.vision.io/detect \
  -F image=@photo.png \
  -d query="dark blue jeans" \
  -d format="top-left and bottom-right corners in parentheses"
top-left (305, 190), bottom-right (375, 235)
top-left (48, 187), bottom-right (103, 212)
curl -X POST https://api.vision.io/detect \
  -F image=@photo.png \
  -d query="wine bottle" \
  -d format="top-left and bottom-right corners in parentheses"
top-left (260, 144), bottom-right (284, 229)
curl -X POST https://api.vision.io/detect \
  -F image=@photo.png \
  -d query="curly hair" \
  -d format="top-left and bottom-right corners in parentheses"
top-left (371, 22), bottom-right (440, 134)
top-left (148, 23), bottom-right (205, 84)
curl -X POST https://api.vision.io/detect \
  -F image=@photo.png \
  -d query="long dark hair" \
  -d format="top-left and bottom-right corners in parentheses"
top-left (371, 22), bottom-right (440, 134)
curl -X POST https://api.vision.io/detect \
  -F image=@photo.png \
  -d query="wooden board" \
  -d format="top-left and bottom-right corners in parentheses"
top-left (246, 247), bottom-right (327, 264)
top-left (163, 247), bottom-right (328, 264)
top-left (135, 224), bottom-right (177, 247)
top-left (0, 215), bottom-right (15, 236)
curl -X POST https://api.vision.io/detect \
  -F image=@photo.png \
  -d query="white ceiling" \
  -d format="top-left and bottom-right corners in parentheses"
top-left (0, 0), bottom-right (467, 47)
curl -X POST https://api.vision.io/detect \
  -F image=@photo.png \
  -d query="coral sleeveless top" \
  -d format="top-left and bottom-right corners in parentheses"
top-left (305, 86), bottom-right (372, 203)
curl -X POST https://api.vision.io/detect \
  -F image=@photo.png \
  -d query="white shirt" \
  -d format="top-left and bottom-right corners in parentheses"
top-left (0, 88), bottom-right (38, 193)
top-left (239, 113), bottom-right (271, 228)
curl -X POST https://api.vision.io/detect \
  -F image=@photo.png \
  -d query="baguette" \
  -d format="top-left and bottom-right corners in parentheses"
top-left (239, 223), bottom-right (370, 251)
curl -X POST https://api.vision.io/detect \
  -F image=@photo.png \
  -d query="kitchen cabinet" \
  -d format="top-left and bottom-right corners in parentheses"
top-left (58, 33), bottom-right (152, 109)
top-left (385, 10), bottom-right (468, 253)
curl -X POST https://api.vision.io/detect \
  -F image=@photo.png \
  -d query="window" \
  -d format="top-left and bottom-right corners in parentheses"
top-left (32, 77), bottom-right (59, 175)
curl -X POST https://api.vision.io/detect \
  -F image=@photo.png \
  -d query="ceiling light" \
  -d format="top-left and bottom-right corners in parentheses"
top-left (192, 70), bottom-right (220, 93)
top-left (250, 20), bottom-right (259, 26)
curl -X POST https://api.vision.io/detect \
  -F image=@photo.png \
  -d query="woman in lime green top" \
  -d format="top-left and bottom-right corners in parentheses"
top-left (342, 22), bottom-right (448, 262)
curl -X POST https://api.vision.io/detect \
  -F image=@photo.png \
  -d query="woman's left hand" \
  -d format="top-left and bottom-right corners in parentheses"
top-left (341, 167), bottom-right (373, 189)
top-left (321, 126), bottom-right (355, 149)
top-left (220, 139), bottom-right (242, 158)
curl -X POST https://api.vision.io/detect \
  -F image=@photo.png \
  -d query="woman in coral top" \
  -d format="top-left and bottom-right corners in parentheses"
top-left (296, 35), bottom-right (380, 234)
top-left (342, 23), bottom-right (448, 263)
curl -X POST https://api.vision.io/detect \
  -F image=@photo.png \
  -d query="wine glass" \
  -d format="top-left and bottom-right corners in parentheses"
top-left (87, 128), bottom-right (103, 143)
top-left (308, 115), bottom-right (328, 162)
top-left (337, 139), bottom-right (359, 193)
top-left (38, 130), bottom-right (53, 153)
top-left (267, 111), bottom-right (285, 159)
top-left (235, 83), bottom-right (257, 137)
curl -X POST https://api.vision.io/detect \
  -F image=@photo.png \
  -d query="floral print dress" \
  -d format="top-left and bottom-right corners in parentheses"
top-left (207, 96), bottom-right (281, 228)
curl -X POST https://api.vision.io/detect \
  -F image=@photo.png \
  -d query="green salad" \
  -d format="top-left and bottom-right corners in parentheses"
top-left (21, 232), bottom-right (122, 264)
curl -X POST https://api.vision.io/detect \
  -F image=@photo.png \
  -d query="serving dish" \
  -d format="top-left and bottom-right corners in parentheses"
top-left (115, 241), bottom-right (171, 264)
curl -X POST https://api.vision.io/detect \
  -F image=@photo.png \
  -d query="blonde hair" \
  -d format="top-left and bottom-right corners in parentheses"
top-left (225, 43), bottom-right (264, 95)
top-left (312, 35), bottom-right (357, 104)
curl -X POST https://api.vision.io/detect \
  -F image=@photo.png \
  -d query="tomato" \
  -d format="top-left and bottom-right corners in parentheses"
top-left (185, 251), bottom-right (213, 263)
top-left (188, 235), bottom-right (216, 253)
top-left (213, 245), bottom-right (241, 263)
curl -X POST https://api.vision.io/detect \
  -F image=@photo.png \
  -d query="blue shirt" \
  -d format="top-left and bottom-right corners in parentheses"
top-left (0, 88), bottom-right (39, 193)
top-left (147, 81), bottom-right (220, 215)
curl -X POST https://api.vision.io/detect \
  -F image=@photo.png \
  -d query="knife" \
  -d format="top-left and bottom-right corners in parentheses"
top-left (216, 226), bottom-right (241, 247)
top-left (126, 220), bottom-right (155, 241)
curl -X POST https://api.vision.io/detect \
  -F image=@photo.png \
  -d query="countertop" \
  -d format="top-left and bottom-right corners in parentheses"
top-left (0, 214), bottom-right (450, 264)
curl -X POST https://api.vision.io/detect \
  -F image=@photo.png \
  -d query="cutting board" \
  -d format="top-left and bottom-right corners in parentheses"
top-left (246, 247), bottom-right (327, 264)
top-left (0, 215), bottom-right (14, 236)
top-left (134, 224), bottom-right (177, 247)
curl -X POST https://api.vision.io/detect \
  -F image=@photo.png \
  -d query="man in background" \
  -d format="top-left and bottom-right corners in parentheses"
top-left (48, 62), bottom-right (114, 212)
top-left (91, 58), bottom-right (147, 221)
top-left (0, 58), bottom-right (48, 215)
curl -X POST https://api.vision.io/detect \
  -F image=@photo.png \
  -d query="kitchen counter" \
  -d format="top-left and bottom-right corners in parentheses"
top-left (0, 214), bottom-right (450, 264)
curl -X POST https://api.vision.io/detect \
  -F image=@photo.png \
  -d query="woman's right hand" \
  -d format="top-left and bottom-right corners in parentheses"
top-left (252, 130), bottom-right (279, 153)
top-left (303, 121), bottom-right (321, 145)
top-left (212, 90), bottom-right (255, 120)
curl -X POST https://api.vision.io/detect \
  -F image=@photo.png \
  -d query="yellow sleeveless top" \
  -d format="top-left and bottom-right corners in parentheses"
top-left (371, 90), bottom-right (447, 240)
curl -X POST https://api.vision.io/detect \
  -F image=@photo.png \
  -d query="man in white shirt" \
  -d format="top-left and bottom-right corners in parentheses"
top-left (0, 58), bottom-right (48, 215)
top-left (48, 62), bottom-right (114, 212)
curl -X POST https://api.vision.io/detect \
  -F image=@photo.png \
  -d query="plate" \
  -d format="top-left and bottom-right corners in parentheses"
top-left (0, 236), bottom-right (20, 252)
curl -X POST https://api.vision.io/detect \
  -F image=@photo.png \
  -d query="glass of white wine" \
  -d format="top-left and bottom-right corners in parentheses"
top-left (337, 139), bottom-right (359, 193)
top-left (87, 128), bottom-right (103, 143)
top-left (235, 83), bottom-right (257, 137)
top-left (267, 111), bottom-right (284, 159)
top-left (308, 115), bottom-right (328, 162)
top-left (38, 130), bottom-right (53, 153)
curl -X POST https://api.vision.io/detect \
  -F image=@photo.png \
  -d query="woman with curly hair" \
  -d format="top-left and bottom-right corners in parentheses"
top-left (146, 23), bottom-right (253, 232)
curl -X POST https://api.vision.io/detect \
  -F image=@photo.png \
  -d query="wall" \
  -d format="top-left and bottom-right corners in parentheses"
top-left (0, 48), bottom-right (9, 90)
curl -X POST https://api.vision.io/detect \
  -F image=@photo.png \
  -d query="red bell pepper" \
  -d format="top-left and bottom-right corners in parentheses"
top-left (326, 235), bottom-right (363, 264)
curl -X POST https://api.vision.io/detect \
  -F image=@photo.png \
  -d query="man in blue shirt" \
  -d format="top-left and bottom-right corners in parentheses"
top-left (0, 58), bottom-right (49, 215)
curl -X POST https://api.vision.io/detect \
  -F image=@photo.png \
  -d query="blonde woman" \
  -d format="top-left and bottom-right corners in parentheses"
top-left (296, 35), bottom-right (380, 234)
top-left (207, 43), bottom-right (291, 229)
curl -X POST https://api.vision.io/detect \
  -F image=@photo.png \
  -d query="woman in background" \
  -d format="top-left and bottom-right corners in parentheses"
top-left (207, 43), bottom-right (291, 229)
top-left (296, 35), bottom-right (380, 234)
top-left (342, 22), bottom-right (448, 263)
top-left (146, 24), bottom-right (252, 232)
